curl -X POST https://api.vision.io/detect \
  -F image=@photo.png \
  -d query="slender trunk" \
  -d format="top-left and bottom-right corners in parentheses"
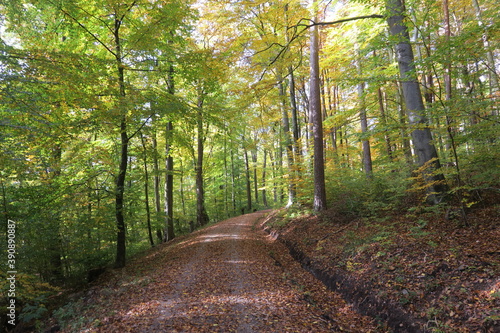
top-left (262, 149), bottom-right (268, 207)
top-left (442, 0), bottom-right (463, 187)
top-left (397, 83), bottom-right (414, 165)
top-left (152, 128), bottom-right (162, 242)
top-left (164, 64), bottom-right (175, 241)
top-left (356, 53), bottom-right (373, 178)
top-left (270, 152), bottom-right (278, 204)
top-left (443, 0), bottom-right (452, 102)
top-left (114, 17), bottom-right (128, 268)
top-left (196, 91), bottom-right (209, 226)
top-left (377, 87), bottom-right (393, 159)
top-left (164, 121), bottom-right (175, 241)
top-left (330, 85), bottom-right (339, 161)
top-left (244, 145), bottom-right (252, 213)
top-left (472, 0), bottom-right (499, 97)
top-left (115, 117), bottom-right (128, 268)
top-left (386, 0), bottom-right (447, 204)
top-left (309, 19), bottom-right (327, 211)
top-left (251, 140), bottom-right (259, 205)
top-left (443, 0), bottom-right (454, 156)
top-left (285, 5), bottom-right (301, 155)
top-left (140, 133), bottom-right (155, 247)
top-left (223, 133), bottom-right (229, 217)
top-left (179, 159), bottom-right (186, 217)
top-left (289, 67), bottom-right (300, 148)
top-left (230, 139), bottom-right (237, 215)
top-left (359, 87), bottom-right (373, 178)
top-left (279, 78), bottom-right (295, 207)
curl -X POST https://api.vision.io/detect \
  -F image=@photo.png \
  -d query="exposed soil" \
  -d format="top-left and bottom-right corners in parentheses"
top-left (263, 205), bottom-right (500, 333)
top-left (43, 210), bottom-right (383, 332)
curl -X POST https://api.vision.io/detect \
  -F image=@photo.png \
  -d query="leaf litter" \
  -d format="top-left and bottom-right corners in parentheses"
top-left (51, 210), bottom-right (381, 332)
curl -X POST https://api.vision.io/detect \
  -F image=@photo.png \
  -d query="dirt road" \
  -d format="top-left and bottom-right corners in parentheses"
top-left (72, 211), bottom-right (379, 332)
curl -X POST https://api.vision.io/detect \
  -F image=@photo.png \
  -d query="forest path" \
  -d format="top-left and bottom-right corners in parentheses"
top-left (80, 210), bottom-right (379, 332)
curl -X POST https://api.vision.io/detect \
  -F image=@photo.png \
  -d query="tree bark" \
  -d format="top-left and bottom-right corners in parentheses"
top-left (251, 142), bottom-right (259, 205)
top-left (279, 78), bottom-right (296, 207)
top-left (377, 87), bottom-right (394, 160)
top-left (196, 90), bottom-right (210, 226)
top-left (386, 0), bottom-right (447, 204)
top-left (309, 20), bottom-right (327, 211)
top-left (114, 17), bottom-right (128, 268)
top-left (262, 149), bottom-right (268, 207)
top-left (164, 64), bottom-right (175, 241)
top-left (356, 53), bottom-right (373, 178)
top-left (164, 120), bottom-right (175, 241)
top-left (115, 116), bottom-right (128, 268)
top-left (288, 67), bottom-right (300, 148)
top-left (243, 144), bottom-right (252, 213)
top-left (151, 127), bottom-right (163, 242)
top-left (140, 132), bottom-right (155, 247)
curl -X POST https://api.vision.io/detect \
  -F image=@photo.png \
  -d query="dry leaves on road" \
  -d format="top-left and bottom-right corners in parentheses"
top-left (56, 211), bottom-right (381, 332)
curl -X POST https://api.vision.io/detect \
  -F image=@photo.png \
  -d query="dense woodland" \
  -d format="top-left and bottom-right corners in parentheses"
top-left (1, 0), bottom-right (498, 325)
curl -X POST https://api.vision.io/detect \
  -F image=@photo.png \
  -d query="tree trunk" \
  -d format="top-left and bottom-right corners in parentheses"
top-left (472, 0), bottom-right (499, 97)
top-left (356, 53), bottom-right (373, 178)
top-left (243, 144), bottom-right (252, 213)
top-left (196, 91), bottom-right (210, 226)
top-left (115, 116), bottom-right (128, 268)
top-left (164, 64), bottom-right (175, 241)
top-left (230, 139), bottom-right (237, 215)
top-left (152, 128), bottom-right (163, 243)
top-left (289, 67), bottom-right (300, 149)
top-left (386, 0), bottom-right (447, 204)
top-left (164, 121), bottom-right (175, 241)
top-left (251, 140), bottom-right (259, 205)
top-left (140, 132), bottom-right (155, 247)
top-left (262, 149), bottom-right (268, 207)
top-left (114, 17), bottom-right (128, 268)
top-left (309, 19), bottom-right (327, 211)
top-left (279, 78), bottom-right (296, 207)
top-left (377, 87), bottom-right (394, 160)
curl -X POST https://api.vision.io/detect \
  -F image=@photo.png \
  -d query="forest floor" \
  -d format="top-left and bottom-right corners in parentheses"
top-left (263, 203), bottom-right (500, 333)
top-left (41, 210), bottom-right (383, 332)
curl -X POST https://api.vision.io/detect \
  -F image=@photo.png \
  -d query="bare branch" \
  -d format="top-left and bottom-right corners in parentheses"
top-left (299, 14), bottom-right (385, 29)
top-left (256, 14), bottom-right (384, 81)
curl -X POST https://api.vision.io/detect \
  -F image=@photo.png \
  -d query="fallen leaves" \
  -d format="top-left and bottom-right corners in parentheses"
top-left (52, 211), bottom-right (381, 332)
top-left (267, 204), bottom-right (500, 332)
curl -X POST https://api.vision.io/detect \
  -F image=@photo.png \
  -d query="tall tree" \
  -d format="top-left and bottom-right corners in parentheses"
top-left (195, 85), bottom-right (210, 226)
top-left (356, 47), bottom-right (373, 178)
top-left (140, 132), bottom-right (155, 247)
top-left (309, 13), bottom-right (328, 211)
top-left (164, 63), bottom-right (176, 242)
top-left (386, 0), bottom-right (447, 204)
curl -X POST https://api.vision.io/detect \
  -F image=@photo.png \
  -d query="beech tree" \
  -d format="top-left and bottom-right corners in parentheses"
top-left (309, 13), bottom-right (328, 211)
top-left (386, 0), bottom-right (447, 204)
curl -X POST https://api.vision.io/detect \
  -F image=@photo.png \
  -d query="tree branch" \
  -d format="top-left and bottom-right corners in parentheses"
top-left (258, 14), bottom-right (384, 81)
top-left (127, 114), bottom-right (153, 141)
top-left (58, 7), bottom-right (117, 57)
top-left (298, 14), bottom-right (385, 29)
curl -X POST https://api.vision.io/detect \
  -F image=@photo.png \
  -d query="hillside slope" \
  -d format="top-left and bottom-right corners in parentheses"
top-left (263, 205), bottom-right (500, 332)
